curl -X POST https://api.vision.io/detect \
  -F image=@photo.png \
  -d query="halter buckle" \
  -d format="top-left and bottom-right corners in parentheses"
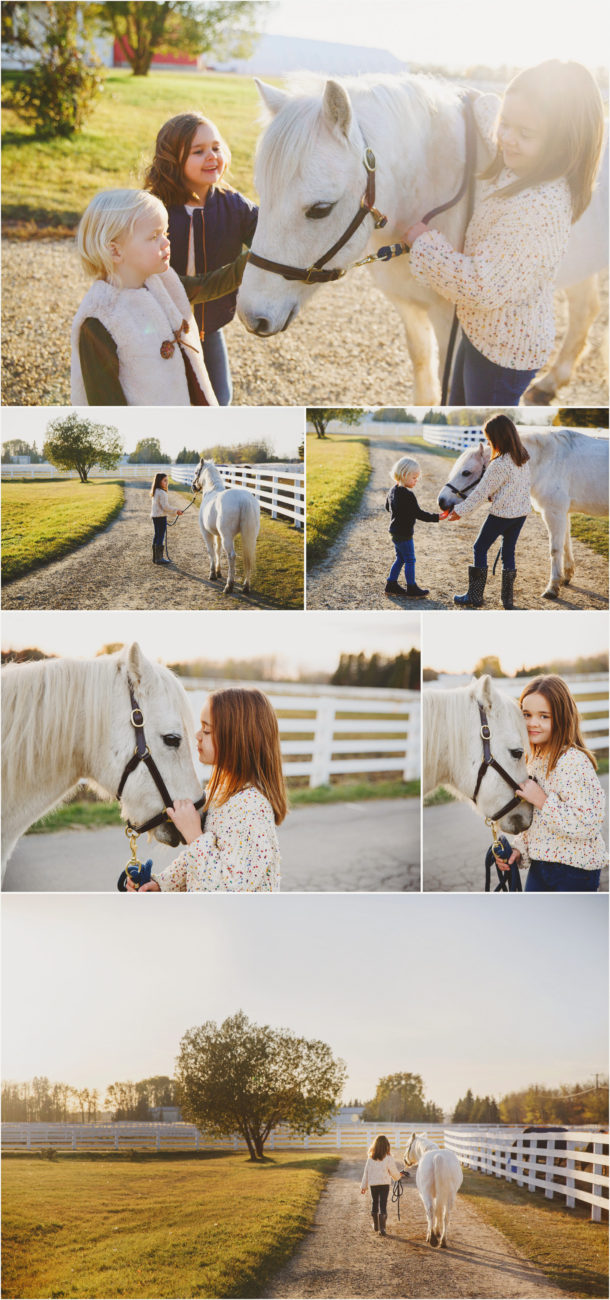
top-left (363, 147), bottom-right (376, 173)
top-left (480, 725), bottom-right (491, 740)
top-left (131, 708), bottom-right (144, 728)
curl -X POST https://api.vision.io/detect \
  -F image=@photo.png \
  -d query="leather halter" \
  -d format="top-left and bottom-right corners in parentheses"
top-left (116, 678), bottom-right (205, 842)
top-left (441, 463), bottom-right (486, 501)
top-left (472, 703), bottom-right (524, 823)
top-left (247, 144), bottom-right (388, 285)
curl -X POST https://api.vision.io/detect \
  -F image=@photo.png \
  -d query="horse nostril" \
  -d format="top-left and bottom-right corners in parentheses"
top-left (253, 317), bottom-right (271, 335)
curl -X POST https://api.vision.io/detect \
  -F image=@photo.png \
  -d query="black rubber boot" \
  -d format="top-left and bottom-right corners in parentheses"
top-left (379, 1213), bottom-right (387, 1236)
top-left (501, 568), bottom-right (516, 609)
top-left (152, 543), bottom-right (158, 565)
top-left (405, 582), bottom-right (429, 598)
top-left (453, 565), bottom-right (487, 608)
top-left (155, 544), bottom-right (170, 566)
top-left (385, 581), bottom-right (405, 596)
top-left (372, 1212), bottom-right (379, 1232)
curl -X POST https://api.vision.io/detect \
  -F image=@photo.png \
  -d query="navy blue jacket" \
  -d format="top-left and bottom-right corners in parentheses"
top-left (168, 188), bottom-right (258, 335)
top-left (385, 485), bottom-right (439, 539)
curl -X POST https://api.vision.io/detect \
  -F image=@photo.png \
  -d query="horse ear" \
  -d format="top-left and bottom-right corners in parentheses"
top-left (322, 79), bottom-right (352, 138)
top-left (475, 673), bottom-right (494, 708)
top-left (126, 642), bottom-right (145, 684)
top-left (255, 78), bottom-right (289, 117)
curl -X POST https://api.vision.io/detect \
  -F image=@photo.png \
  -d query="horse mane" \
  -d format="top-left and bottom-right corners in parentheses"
top-left (424, 685), bottom-right (479, 795)
top-left (203, 460), bottom-right (225, 491)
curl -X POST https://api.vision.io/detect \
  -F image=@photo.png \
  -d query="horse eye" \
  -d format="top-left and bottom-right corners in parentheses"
top-left (510, 748), bottom-right (524, 760)
top-left (162, 734), bottom-right (181, 748)
top-left (305, 201), bottom-right (336, 219)
top-left (461, 471), bottom-right (471, 478)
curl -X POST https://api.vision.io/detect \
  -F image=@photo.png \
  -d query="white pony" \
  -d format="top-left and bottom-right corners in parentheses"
top-left (423, 675), bottom-right (533, 834)
top-left (192, 458), bottom-right (260, 595)
top-left (238, 75), bottom-right (607, 404)
top-left (1, 643), bottom-right (202, 873)
top-left (438, 429), bottom-right (609, 599)
top-left (404, 1133), bottom-right (463, 1249)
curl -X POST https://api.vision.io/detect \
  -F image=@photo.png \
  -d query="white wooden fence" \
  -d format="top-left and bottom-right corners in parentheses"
top-left (422, 424), bottom-right (610, 452)
top-left (1, 461), bottom-right (304, 528)
top-left (184, 680), bottom-right (421, 785)
top-left (426, 674), bottom-right (609, 751)
top-left (444, 1127), bottom-right (609, 1222)
top-left (4, 1122), bottom-right (606, 1218)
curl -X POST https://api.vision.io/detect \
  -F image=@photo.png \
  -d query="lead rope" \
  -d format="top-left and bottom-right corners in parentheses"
top-left (163, 491), bottom-right (199, 563)
top-left (391, 1174), bottom-right (408, 1220)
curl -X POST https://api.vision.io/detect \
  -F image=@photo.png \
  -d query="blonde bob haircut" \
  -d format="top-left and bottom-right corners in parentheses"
top-left (77, 189), bottom-right (168, 283)
top-left (391, 456), bottom-right (420, 485)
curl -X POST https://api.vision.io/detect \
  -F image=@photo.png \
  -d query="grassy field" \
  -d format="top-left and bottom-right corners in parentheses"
top-left (1, 1152), bottom-right (339, 1299)
top-left (570, 512), bottom-right (609, 559)
top-left (2, 70), bottom-right (260, 230)
top-left (306, 433), bottom-right (371, 568)
top-left (460, 1168), bottom-right (609, 1299)
top-left (1, 479), bottom-right (124, 582)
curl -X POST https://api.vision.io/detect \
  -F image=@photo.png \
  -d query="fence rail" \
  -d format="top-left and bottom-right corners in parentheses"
top-left (421, 425), bottom-right (610, 452)
top-left (4, 1122), bottom-right (607, 1217)
top-left (426, 674), bottom-right (609, 751)
top-left (1, 462), bottom-right (304, 529)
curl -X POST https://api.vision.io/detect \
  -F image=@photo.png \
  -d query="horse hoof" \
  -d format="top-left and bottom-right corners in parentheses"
top-left (243, 582), bottom-right (250, 594)
top-left (542, 587), bottom-right (559, 600)
top-left (523, 383), bottom-right (553, 406)
top-left (209, 573), bottom-right (217, 582)
top-left (429, 1233), bottom-right (438, 1248)
top-left (223, 583), bottom-right (234, 595)
top-left (440, 1239), bottom-right (448, 1249)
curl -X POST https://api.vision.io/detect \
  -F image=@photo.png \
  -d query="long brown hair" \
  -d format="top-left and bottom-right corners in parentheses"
top-left (369, 1134), bottom-right (391, 1160)
top-left (144, 113), bottom-right (232, 208)
top-left (481, 61), bottom-right (605, 222)
top-left (204, 688), bottom-right (287, 824)
top-left (519, 675), bottom-right (597, 774)
top-left (483, 414), bottom-right (529, 466)
top-left (150, 471), bottom-right (169, 496)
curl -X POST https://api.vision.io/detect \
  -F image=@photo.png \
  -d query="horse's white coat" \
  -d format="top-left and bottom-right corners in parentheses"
top-left (438, 429), bottom-right (609, 597)
top-left (423, 674), bottom-right (533, 833)
top-left (1, 643), bottom-right (202, 872)
top-left (238, 75), bottom-right (607, 403)
top-left (404, 1133), bottom-right (463, 1248)
top-left (192, 459), bottom-right (260, 594)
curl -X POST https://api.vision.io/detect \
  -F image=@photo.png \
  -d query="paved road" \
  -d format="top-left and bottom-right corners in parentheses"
top-left (424, 777), bottom-right (609, 892)
top-left (3, 799), bottom-right (420, 893)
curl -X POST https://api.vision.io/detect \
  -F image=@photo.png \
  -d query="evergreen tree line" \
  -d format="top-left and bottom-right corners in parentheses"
top-left (330, 651), bottom-right (420, 691)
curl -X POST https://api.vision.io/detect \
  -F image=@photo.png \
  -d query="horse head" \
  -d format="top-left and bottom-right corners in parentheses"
top-left (438, 441), bottom-right (490, 511)
top-left (238, 77), bottom-right (378, 336)
top-left (404, 1133), bottom-right (418, 1167)
top-left (468, 675), bottom-right (533, 834)
top-left (111, 643), bottom-right (202, 847)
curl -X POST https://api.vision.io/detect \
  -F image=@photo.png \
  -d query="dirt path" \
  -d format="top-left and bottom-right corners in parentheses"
top-left (306, 438), bottom-right (608, 611)
top-left (2, 482), bottom-right (287, 610)
top-left (264, 1157), bottom-right (563, 1299)
top-left (2, 240), bottom-right (607, 406)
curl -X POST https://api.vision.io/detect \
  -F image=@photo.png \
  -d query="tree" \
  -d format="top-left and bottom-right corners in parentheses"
top-left (473, 655), bottom-right (506, 678)
top-left (97, 1), bottom-right (265, 77)
top-left (3, 3), bottom-right (104, 138)
top-left (306, 408), bottom-right (363, 438)
top-left (176, 1010), bottom-right (346, 1161)
top-left (553, 408), bottom-right (609, 429)
top-left (176, 447), bottom-right (201, 464)
top-left (128, 437), bottom-right (170, 464)
top-left (1, 438), bottom-right (43, 463)
top-left (362, 1072), bottom-right (442, 1123)
top-left (43, 414), bottom-right (123, 483)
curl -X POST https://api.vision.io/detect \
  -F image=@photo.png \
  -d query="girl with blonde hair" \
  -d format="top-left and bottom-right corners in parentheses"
top-left (385, 455), bottom-right (439, 600)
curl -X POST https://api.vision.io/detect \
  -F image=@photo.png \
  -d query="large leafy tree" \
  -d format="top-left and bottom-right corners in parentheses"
top-left (98, 1), bottom-right (265, 77)
top-left (43, 414), bottom-right (123, 483)
top-left (362, 1072), bottom-right (442, 1123)
top-left (553, 408), bottom-right (609, 429)
top-left (306, 408), bottom-right (363, 439)
top-left (3, 2), bottom-right (104, 138)
top-left (128, 437), bottom-right (171, 464)
top-left (176, 1010), bottom-right (347, 1161)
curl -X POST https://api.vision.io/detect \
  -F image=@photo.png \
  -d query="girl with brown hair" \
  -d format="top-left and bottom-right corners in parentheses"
top-left (404, 60), bottom-right (604, 404)
top-left (441, 413), bottom-right (531, 609)
top-left (128, 688), bottom-right (286, 892)
top-left (360, 1135), bottom-right (404, 1236)
top-left (497, 675), bottom-right (606, 892)
top-left (149, 471), bottom-right (183, 566)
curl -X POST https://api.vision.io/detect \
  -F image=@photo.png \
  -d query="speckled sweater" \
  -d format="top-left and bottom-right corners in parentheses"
top-left (152, 786), bottom-right (280, 891)
top-left (408, 98), bottom-right (572, 369)
top-left (454, 453), bottom-right (531, 520)
top-left (360, 1154), bottom-right (403, 1189)
top-left (513, 748), bottom-right (606, 872)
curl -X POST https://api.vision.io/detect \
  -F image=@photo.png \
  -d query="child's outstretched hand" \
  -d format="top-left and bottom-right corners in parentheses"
top-left (166, 799), bottom-right (204, 844)
top-left (405, 221), bottom-right (429, 245)
top-left (439, 510), bottom-right (460, 522)
top-left (360, 1188), bottom-right (366, 1194)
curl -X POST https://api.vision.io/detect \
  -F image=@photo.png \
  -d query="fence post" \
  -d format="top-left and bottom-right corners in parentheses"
top-left (544, 1139), bottom-right (555, 1199)
top-left (294, 476), bottom-right (303, 529)
top-left (271, 474), bottom-right (278, 521)
top-left (336, 1125), bottom-right (341, 1149)
top-left (592, 1141), bottom-right (603, 1222)
top-left (195, 1130), bottom-right (200, 1152)
top-left (402, 699), bottom-right (419, 781)
top-left (310, 698), bottom-right (334, 787)
top-left (565, 1141), bottom-right (575, 1208)
top-left (156, 1133), bottom-right (161, 1152)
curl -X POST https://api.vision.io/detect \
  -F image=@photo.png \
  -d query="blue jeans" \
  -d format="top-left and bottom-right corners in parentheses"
top-left (203, 329), bottom-right (232, 406)
top-left (525, 859), bottom-right (601, 893)
top-left (389, 537), bottom-right (415, 584)
top-left (449, 332), bottom-right (538, 404)
top-left (153, 516), bottom-right (167, 546)
top-left (473, 514), bottom-right (526, 569)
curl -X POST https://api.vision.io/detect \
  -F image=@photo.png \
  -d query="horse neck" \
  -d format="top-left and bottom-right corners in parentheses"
top-left (348, 75), bottom-right (470, 228)
top-left (203, 464), bottom-right (224, 492)
top-left (423, 689), bottom-right (466, 793)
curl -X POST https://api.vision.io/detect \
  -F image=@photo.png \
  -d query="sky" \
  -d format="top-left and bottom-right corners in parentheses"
top-left (3, 893), bottom-right (607, 1111)
top-left (2, 406), bottom-right (303, 461)
top-left (1, 611), bottom-right (420, 676)
top-left (423, 611), bottom-right (608, 675)
top-left (268, 0), bottom-right (607, 71)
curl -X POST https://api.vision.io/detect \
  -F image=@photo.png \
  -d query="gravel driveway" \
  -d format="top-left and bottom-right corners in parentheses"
top-left (2, 481), bottom-right (291, 610)
top-left (306, 438), bottom-right (609, 611)
top-left (263, 1157), bottom-right (564, 1299)
top-left (2, 240), bottom-right (607, 406)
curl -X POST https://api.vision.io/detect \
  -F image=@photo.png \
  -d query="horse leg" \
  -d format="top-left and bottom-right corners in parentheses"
top-left (213, 535), bottom-right (223, 581)
top-left (563, 514), bottom-right (575, 585)
top-left (201, 527), bottom-right (219, 581)
top-left (523, 276), bottom-right (601, 404)
top-left (540, 501), bottom-right (570, 599)
top-left (219, 529), bottom-right (236, 594)
top-left (420, 1192), bottom-right (438, 1246)
top-left (387, 297), bottom-right (441, 404)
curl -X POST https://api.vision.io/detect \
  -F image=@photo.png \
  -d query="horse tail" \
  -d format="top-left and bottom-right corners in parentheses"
top-left (240, 496), bottom-right (260, 583)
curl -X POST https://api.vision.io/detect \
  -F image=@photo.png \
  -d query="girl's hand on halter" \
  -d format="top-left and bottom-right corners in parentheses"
top-left (494, 848), bottom-right (521, 869)
top-left (404, 221), bottom-right (429, 245)
top-left (166, 799), bottom-right (204, 843)
top-left (126, 878), bottom-right (161, 891)
top-left (516, 779), bottom-right (547, 809)
top-left (439, 510), bottom-right (460, 522)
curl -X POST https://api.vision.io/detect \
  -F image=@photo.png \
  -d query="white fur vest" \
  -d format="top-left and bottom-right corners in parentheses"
top-left (71, 268), bottom-right (218, 406)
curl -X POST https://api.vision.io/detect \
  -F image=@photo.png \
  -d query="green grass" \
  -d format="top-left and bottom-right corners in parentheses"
top-left (1, 1152), bottom-right (339, 1299)
top-left (423, 785), bottom-right (455, 806)
top-left (570, 512), bottom-right (609, 560)
top-left (26, 801), bottom-right (122, 834)
top-left (460, 1168), bottom-right (609, 1298)
top-left (1, 478), bottom-right (124, 581)
top-left (2, 69), bottom-right (261, 229)
top-left (306, 433), bottom-right (371, 568)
